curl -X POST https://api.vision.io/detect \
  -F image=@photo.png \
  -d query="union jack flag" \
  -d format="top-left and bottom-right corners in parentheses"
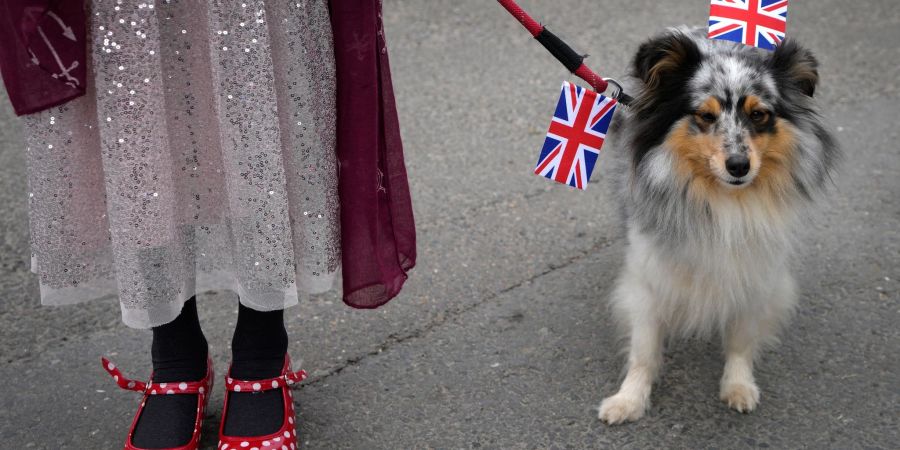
top-left (534, 81), bottom-right (616, 190)
top-left (709, 0), bottom-right (788, 51)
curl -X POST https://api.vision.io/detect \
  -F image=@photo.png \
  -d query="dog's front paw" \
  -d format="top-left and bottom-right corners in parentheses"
top-left (598, 393), bottom-right (646, 424)
top-left (720, 382), bottom-right (760, 413)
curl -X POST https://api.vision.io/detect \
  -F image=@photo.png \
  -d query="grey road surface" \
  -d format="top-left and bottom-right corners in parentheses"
top-left (0, 0), bottom-right (898, 448)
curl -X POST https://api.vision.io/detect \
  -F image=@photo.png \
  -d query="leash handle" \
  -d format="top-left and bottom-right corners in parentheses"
top-left (496, 0), bottom-right (610, 94)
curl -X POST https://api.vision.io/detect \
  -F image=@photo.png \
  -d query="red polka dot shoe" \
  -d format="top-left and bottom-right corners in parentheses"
top-left (101, 356), bottom-right (214, 450)
top-left (216, 355), bottom-right (307, 450)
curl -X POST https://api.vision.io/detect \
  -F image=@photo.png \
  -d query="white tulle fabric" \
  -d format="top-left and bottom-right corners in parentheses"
top-left (21, 0), bottom-right (340, 328)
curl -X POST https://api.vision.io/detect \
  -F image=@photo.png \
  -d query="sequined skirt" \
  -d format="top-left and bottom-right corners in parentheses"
top-left (20, 0), bottom-right (340, 328)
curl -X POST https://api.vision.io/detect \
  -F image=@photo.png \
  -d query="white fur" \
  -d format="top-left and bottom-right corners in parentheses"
top-left (599, 193), bottom-right (799, 424)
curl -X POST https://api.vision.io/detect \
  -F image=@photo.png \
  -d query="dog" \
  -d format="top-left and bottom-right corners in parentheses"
top-left (597, 27), bottom-right (839, 424)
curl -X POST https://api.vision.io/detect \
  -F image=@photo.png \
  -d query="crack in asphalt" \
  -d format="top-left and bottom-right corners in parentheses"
top-left (300, 235), bottom-right (621, 387)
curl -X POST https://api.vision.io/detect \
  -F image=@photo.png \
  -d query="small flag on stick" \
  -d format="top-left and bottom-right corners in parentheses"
top-left (708, 0), bottom-right (788, 50)
top-left (534, 82), bottom-right (616, 190)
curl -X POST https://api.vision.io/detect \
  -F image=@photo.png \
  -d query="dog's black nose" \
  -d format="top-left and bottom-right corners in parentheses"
top-left (725, 155), bottom-right (751, 178)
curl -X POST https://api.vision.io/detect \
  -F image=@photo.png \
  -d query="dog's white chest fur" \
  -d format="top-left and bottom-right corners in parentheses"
top-left (601, 199), bottom-right (800, 423)
top-left (618, 220), bottom-right (797, 338)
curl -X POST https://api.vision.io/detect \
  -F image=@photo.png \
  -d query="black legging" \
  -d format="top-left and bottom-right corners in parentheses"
top-left (132, 296), bottom-right (288, 447)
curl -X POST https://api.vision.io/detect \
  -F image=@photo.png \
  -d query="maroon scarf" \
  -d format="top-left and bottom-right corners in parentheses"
top-left (329, 0), bottom-right (417, 308)
top-left (0, 0), bottom-right (86, 116)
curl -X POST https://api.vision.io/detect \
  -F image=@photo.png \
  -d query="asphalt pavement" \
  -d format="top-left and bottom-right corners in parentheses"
top-left (0, 0), bottom-right (897, 448)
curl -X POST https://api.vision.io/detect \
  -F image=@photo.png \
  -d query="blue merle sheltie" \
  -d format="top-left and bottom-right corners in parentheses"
top-left (598, 27), bottom-right (839, 424)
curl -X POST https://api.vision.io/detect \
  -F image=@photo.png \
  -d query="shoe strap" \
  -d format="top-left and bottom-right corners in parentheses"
top-left (225, 368), bottom-right (307, 393)
top-left (101, 357), bottom-right (211, 395)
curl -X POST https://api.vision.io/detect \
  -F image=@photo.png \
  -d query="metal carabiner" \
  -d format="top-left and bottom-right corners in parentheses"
top-left (602, 78), bottom-right (634, 106)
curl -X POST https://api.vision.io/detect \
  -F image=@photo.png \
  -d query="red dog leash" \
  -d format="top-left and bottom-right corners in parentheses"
top-left (496, 0), bottom-right (632, 105)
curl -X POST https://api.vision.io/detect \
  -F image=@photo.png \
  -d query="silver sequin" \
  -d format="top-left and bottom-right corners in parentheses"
top-left (21, 0), bottom-right (340, 328)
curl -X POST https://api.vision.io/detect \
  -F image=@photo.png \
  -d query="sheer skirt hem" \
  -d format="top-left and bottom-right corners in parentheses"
top-left (34, 264), bottom-right (337, 329)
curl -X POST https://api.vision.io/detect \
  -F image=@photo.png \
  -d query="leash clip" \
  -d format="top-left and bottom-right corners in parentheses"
top-left (602, 78), bottom-right (633, 105)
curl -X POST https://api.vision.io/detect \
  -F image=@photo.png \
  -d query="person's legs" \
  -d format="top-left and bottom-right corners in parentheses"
top-left (131, 297), bottom-right (208, 448)
top-left (222, 302), bottom-right (289, 436)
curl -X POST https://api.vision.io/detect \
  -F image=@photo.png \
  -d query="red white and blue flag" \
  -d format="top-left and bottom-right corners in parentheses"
top-left (534, 81), bottom-right (616, 190)
top-left (708, 0), bottom-right (788, 51)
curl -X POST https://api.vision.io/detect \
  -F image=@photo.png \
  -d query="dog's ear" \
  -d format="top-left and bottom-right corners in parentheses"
top-left (632, 30), bottom-right (702, 92)
top-left (769, 39), bottom-right (819, 97)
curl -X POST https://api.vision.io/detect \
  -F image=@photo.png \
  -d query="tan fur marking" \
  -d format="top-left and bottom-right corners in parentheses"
top-left (694, 97), bottom-right (722, 129)
top-left (743, 95), bottom-right (771, 124)
top-left (665, 117), bottom-right (798, 214)
top-left (699, 96), bottom-right (722, 116)
top-left (750, 119), bottom-right (795, 196)
top-left (666, 120), bottom-right (721, 203)
top-left (742, 95), bottom-right (762, 115)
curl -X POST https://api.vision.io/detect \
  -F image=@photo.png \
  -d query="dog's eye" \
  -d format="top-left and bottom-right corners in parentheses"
top-left (750, 110), bottom-right (769, 123)
top-left (697, 112), bottom-right (717, 124)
